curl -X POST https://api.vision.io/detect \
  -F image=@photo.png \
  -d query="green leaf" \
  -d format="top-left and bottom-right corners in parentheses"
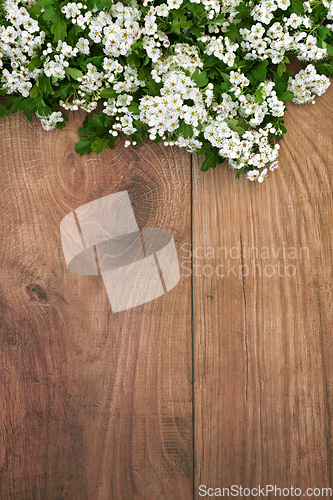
top-left (145, 76), bottom-right (162, 96)
top-left (274, 81), bottom-right (293, 103)
top-left (315, 61), bottom-right (333, 77)
top-left (91, 137), bottom-right (110, 154)
top-left (190, 26), bottom-right (205, 38)
top-left (29, 4), bottom-right (43, 17)
top-left (273, 70), bottom-right (293, 85)
top-left (191, 69), bottom-right (208, 88)
top-left (216, 82), bottom-right (231, 92)
top-left (311, 2), bottom-right (327, 24)
top-left (127, 51), bottom-right (141, 67)
top-left (131, 42), bottom-right (144, 51)
top-left (187, 3), bottom-right (204, 18)
top-left (65, 67), bottom-right (83, 80)
top-left (99, 87), bottom-right (117, 98)
top-left (201, 149), bottom-right (219, 172)
top-left (207, 68), bottom-right (219, 79)
top-left (86, 0), bottom-right (96, 9)
top-left (213, 13), bottom-right (225, 23)
top-left (237, 117), bottom-right (250, 132)
top-left (37, 99), bottom-right (52, 116)
top-left (87, 55), bottom-right (103, 67)
top-left (171, 8), bottom-right (186, 17)
top-left (56, 121), bottom-right (67, 130)
top-left (291, 0), bottom-right (305, 15)
top-left (130, 131), bottom-right (144, 144)
top-left (254, 87), bottom-right (263, 104)
top-left (203, 54), bottom-right (220, 67)
top-left (11, 97), bottom-right (23, 114)
top-left (128, 103), bottom-right (140, 115)
top-left (75, 139), bottom-right (94, 155)
top-left (0, 104), bottom-right (9, 117)
top-left (42, 4), bottom-right (59, 23)
top-left (249, 60), bottom-right (269, 82)
top-left (172, 16), bottom-right (192, 33)
top-left (88, 113), bottom-right (106, 134)
top-left (26, 109), bottom-right (34, 122)
top-left (1, 96), bottom-right (17, 109)
top-left (138, 64), bottom-right (151, 81)
top-left (134, 119), bottom-right (147, 130)
top-left (217, 70), bottom-right (230, 82)
top-left (67, 24), bottom-right (83, 45)
top-left (183, 123), bottom-right (193, 139)
top-left (30, 84), bottom-right (41, 99)
top-left (19, 98), bottom-right (34, 112)
top-left (53, 82), bottom-right (72, 99)
top-left (28, 56), bottom-right (42, 72)
top-left (86, 0), bottom-right (112, 9)
top-left (39, 75), bottom-right (53, 94)
top-left (277, 61), bottom-right (286, 77)
top-left (235, 2), bottom-right (250, 19)
top-left (225, 119), bottom-right (245, 135)
top-left (37, 0), bottom-right (56, 5)
top-left (51, 19), bottom-right (67, 42)
top-left (317, 25), bottom-right (331, 41)
top-left (96, 0), bottom-right (112, 9)
top-left (225, 23), bottom-right (240, 43)
top-left (277, 90), bottom-right (293, 103)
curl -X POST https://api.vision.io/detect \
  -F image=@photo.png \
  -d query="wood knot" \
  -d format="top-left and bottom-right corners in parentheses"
top-left (206, 295), bottom-right (213, 302)
top-left (26, 284), bottom-right (49, 304)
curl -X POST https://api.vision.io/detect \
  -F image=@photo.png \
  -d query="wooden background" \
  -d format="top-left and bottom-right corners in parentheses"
top-left (0, 83), bottom-right (332, 499)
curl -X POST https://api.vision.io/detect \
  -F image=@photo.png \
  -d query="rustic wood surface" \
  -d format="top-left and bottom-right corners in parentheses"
top-left (192, 85), bottom-right (333, 497)
top-left (0, 83), bottom-right (332, 500)
top-left (0, 112), bottom-right (192, 500)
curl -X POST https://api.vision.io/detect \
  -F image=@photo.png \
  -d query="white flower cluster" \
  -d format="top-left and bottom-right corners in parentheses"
top-left (139, 70), bottom-right (206, 140)
top-left (0, 1), bottom-right (44, 95)
top-left (252, 0), bottom-right (291, 25)
top-left (0, 0), bottom-right (332, 181)
top-left (43, 41), bottom-right (79, 80)
top-left (103, 93), bottom-right (137, 136)
top-left (113, 65), bottom-right (145, 94)
top-left (239, 80), bottom-right (285, 127)
top-left (287, 64), bottom-right (330, 104)
top-left (202, 35), bottom-right (239, 66)
top-left (323, 0), bottom-right (333, 19)
top-left (218, 0), bottom-right (248, 33)
top-left (239, 18), bottom-right (325, 64)
top-left (36, 110), bottom-right (64, 131)
top-left (152, 44), bottom-right (203, 82)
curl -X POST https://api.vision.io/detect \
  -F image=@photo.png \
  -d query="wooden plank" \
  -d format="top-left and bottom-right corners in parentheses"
top-left (192, 86), bottom-right (333, 496)
top-left (0, 112), bottom-right (193, 499)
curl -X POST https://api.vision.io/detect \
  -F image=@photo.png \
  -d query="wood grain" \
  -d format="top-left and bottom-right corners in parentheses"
top-left (0, 112), bottom-right (193, 499)
top-left (1, 79), bottom-right (333, 500)
top-left (192, 85), bottom-right (333, 496)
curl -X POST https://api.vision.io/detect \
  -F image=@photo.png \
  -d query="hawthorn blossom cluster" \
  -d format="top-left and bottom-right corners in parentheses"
top-left (287, 63), bottom-right (330, 104)
top-left (0, 0), bottom-right (332, 181)
top-left (139, 71), bottom-right (206, 147)
top-left (323, 0), bottom-right (333, 19)
top-left (152, 44), bottom-right (203, 82)
top-left (238, 79), bottom-right (285, 126)
top-left (36, 110), bottom-right (64, 130)
top-left (203, 35), bottom-right (239, 66)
